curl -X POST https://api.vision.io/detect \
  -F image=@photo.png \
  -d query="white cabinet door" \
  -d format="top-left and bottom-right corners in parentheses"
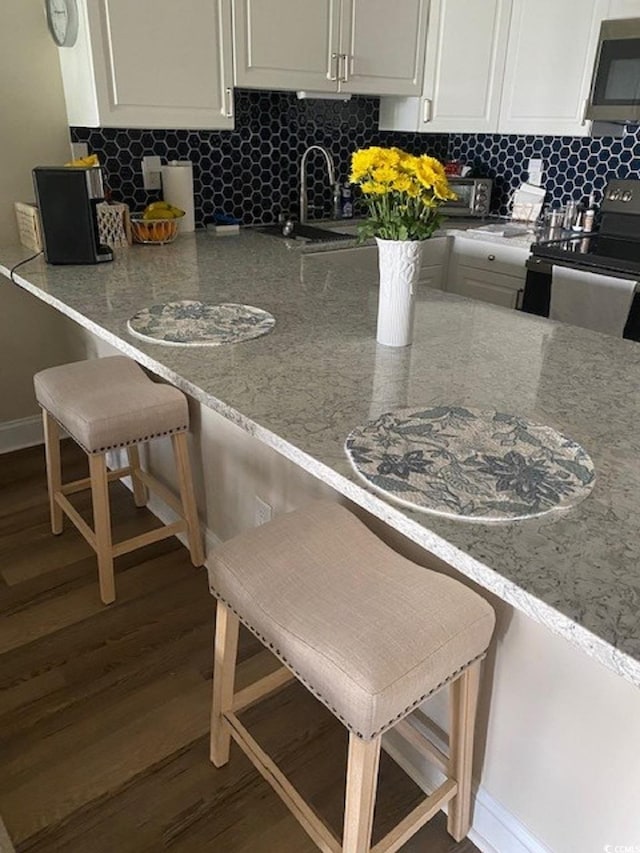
top-left (498, 0), bottom-right (609, 136)
top-left (446, 237), bottom-right (527, 308)
top-left (422, 0), bottom-right (511, 132)
top-left (61, 0), bottom-right (234, 129)
top-left (379, 0), bottom-right (511, 133)
top-left (232, 0), bottom-right (340, 91)
top-left (339, 0), bottom-right (428, 96)
top-left (606, 0), bottom-right (640, 16)
top-left (449, 267), bottom-right (522, 308)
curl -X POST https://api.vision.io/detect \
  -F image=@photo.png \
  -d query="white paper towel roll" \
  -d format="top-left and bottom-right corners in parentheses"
top-left (161, 161), bottom-right (195, 232)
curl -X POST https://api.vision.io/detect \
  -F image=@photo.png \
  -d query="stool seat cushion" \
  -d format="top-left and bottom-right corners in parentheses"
top-left (34, 357), bottom-right (189, 454)
top-left (207, 501), bottom-right (495, 740)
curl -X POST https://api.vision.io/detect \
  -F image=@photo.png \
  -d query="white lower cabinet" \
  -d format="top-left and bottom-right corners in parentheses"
top-left (302, 237), bottom-right (449, 289)
top-left (304, 234), bottom-right (529, 310)
top-left (445, 237), bottom-right (527, 309)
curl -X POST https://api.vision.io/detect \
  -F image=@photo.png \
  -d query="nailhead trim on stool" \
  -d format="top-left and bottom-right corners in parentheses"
top-left (211, 589), bottom-right (485, 741)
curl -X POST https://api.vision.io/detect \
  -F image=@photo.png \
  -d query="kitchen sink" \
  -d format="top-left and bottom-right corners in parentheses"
top-left (258, 222), bottom-right (356, 243)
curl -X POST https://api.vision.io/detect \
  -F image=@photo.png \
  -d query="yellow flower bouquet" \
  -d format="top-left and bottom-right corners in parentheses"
top-left (349, 146), bottom-right (456, 241)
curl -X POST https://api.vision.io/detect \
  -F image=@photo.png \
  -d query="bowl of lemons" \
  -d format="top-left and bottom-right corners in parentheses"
top-left (130, 201), bottom-right (186, 244)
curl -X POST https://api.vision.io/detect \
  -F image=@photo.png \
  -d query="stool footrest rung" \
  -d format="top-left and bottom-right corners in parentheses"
top-left (393, 718), bottom-right (450, 775)
top-left (111, 520), bottom-right (187, 558)
top-left (232, 666), bottom-right (296, 713)
top-left (223, 711), bottom-right (341, 853)
top-left (61, 467), bottom-right (133, 496)
top-left (371, 779), bottom-right (457, 853)
top-left (137, 469), bottom-right (184, 516)
top-left (55, 493), bottom-right (96, 549)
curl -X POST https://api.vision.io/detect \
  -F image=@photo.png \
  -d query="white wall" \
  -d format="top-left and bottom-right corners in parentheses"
top-left (0, 1), bottom-right (82, 427)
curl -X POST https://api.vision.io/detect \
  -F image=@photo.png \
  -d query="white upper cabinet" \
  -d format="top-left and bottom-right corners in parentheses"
top-left (339, 0), bottom-right (428, 96)
top-left (380, 0), bottom-right (512, 133)
top-left (232, 0), bottom-right (428, 96)
top-left (233, 0), bottom-right (340, 92)
top-left (58, 0), bottom-right (234, 129)
top-left (606, 0), bottom-right (640, 17)
top-left (498, 0), bottom-right (609, 136)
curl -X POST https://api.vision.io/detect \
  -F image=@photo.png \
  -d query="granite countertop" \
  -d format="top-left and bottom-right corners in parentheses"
top-left (2, 230), bottom-right (639, 687)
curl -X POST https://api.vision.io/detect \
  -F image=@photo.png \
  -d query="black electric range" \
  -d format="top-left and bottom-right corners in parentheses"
top-left (523, 179), bottom-right (640, 338)
top-left (530, 233), bottom-right (640, 278)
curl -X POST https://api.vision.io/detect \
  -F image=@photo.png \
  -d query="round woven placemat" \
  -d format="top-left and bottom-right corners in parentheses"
top-left (127, 300), bottom-right (275, 346)
top-left (345, 406), bottom-right (595, 522)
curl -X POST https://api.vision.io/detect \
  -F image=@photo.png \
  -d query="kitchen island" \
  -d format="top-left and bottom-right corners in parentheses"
top-left (2, 230), bottom-right (638, 686)
top-left (3, 231), bottom-right (640, 851)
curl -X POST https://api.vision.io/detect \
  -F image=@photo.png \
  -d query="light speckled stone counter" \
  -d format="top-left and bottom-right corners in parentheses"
top-left (2, 231), bottom-right (639, 688)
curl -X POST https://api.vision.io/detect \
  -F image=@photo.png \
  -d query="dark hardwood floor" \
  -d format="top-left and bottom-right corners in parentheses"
top-left (0, 443), bottom-right (479, 852)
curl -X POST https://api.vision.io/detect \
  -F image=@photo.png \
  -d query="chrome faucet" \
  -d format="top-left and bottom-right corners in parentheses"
top-left (299, 145), bottom-right (336, 224)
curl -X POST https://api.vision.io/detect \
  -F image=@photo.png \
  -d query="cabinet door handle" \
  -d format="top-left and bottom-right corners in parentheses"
top-left (340, 53), bottom-right (350, 83)
top-left (515, 287), bottom-right (524, 310)
top-left (487, 253), bottom-right (496, 261)
top-left (581, 97), bottom-right (589, 126)
top-left (225, 87), bottom-right (234, 119)
top-left (329, 52), bottom-right (339, 81)
top-left (422, 98), bottom-right (432, 123)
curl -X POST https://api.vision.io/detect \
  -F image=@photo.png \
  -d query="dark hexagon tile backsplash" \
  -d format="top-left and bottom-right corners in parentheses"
top-left (71, 90), bottom-right (446, 228)
top-left (71, 89), bottom-right (640, 227)
top-left (449, 127), bottom-right (640, 216)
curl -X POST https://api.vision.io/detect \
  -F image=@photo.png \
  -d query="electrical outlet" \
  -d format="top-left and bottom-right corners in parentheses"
top-left (254, 496), bottom-right (272, 527)
top-left (70, 141), bottom-right (88, 160)
top-left (527, 158), bottom-right (544, 187)
top-left (142, 155), bottom-right (162, 190)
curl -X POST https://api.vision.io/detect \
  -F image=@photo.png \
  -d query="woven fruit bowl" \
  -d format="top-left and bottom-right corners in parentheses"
top-left (130, 217), bottom-right (179, 245)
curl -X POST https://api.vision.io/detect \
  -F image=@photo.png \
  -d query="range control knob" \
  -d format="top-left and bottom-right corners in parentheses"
top-left (622, 190), bottom-right (633, 202)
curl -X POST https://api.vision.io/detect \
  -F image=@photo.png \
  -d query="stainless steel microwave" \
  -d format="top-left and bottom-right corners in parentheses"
top-left (586, 18), bottom-right (640, 122)
top-left (441, 178), bottom-right (492, 217)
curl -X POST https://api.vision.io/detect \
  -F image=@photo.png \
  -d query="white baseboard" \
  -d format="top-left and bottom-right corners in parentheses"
top-left (0, 415), bottom-right (43, 454)
top-left (383, 718), bottom-right (552, 853)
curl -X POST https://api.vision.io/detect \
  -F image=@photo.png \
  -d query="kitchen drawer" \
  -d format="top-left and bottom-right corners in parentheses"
top-left (449, 265), bottom-right (524, 308)
top-left (452, 236), bottom-right (528, 280)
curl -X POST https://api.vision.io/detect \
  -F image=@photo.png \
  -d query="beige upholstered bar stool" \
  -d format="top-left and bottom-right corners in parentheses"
top-left (208, 501), bottom-right (495, 853)
top-left (34, 356), bottom-right (204, 605)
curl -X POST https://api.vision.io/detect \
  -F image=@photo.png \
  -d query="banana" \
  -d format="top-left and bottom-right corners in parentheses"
top-left (65, 153), bottom-right (100, 168)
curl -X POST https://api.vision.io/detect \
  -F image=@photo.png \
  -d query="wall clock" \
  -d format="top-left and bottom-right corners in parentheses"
top-left (45, 0), bottom-right (79, 48)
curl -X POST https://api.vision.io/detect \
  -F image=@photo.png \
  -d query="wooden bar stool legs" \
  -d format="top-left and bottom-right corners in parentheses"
top-left (41, 408), bottom-right (203, 606)
top-left (343, 735), bottom-right (381, 853)
top-left (172, 433), bottom-right (205, 568)
top-left (126, 445), bottom-right (148, 507)
top-left (209, 596), bottom-right (486, 853)
top-left (447, 660), bottom-right (481, 841)
top-left (210, 601), bottom-right (239, 768)
top-left (89, 453), bottom-right (115, 605)
top-left (42, 410), bottom-right (63, 535)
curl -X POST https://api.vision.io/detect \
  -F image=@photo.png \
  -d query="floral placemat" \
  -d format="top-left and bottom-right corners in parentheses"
top-left (127, 300), bottom-right (275, 346)
top-left (345, 406), bottom-right (596, 522)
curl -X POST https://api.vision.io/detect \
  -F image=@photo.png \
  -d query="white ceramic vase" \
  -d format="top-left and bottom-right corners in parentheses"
top-left (375, 237), bottom-right (423, 347)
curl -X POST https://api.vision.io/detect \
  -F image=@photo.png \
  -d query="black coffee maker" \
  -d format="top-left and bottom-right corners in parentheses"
top-left (32, 166), bottom-right (113, 265)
